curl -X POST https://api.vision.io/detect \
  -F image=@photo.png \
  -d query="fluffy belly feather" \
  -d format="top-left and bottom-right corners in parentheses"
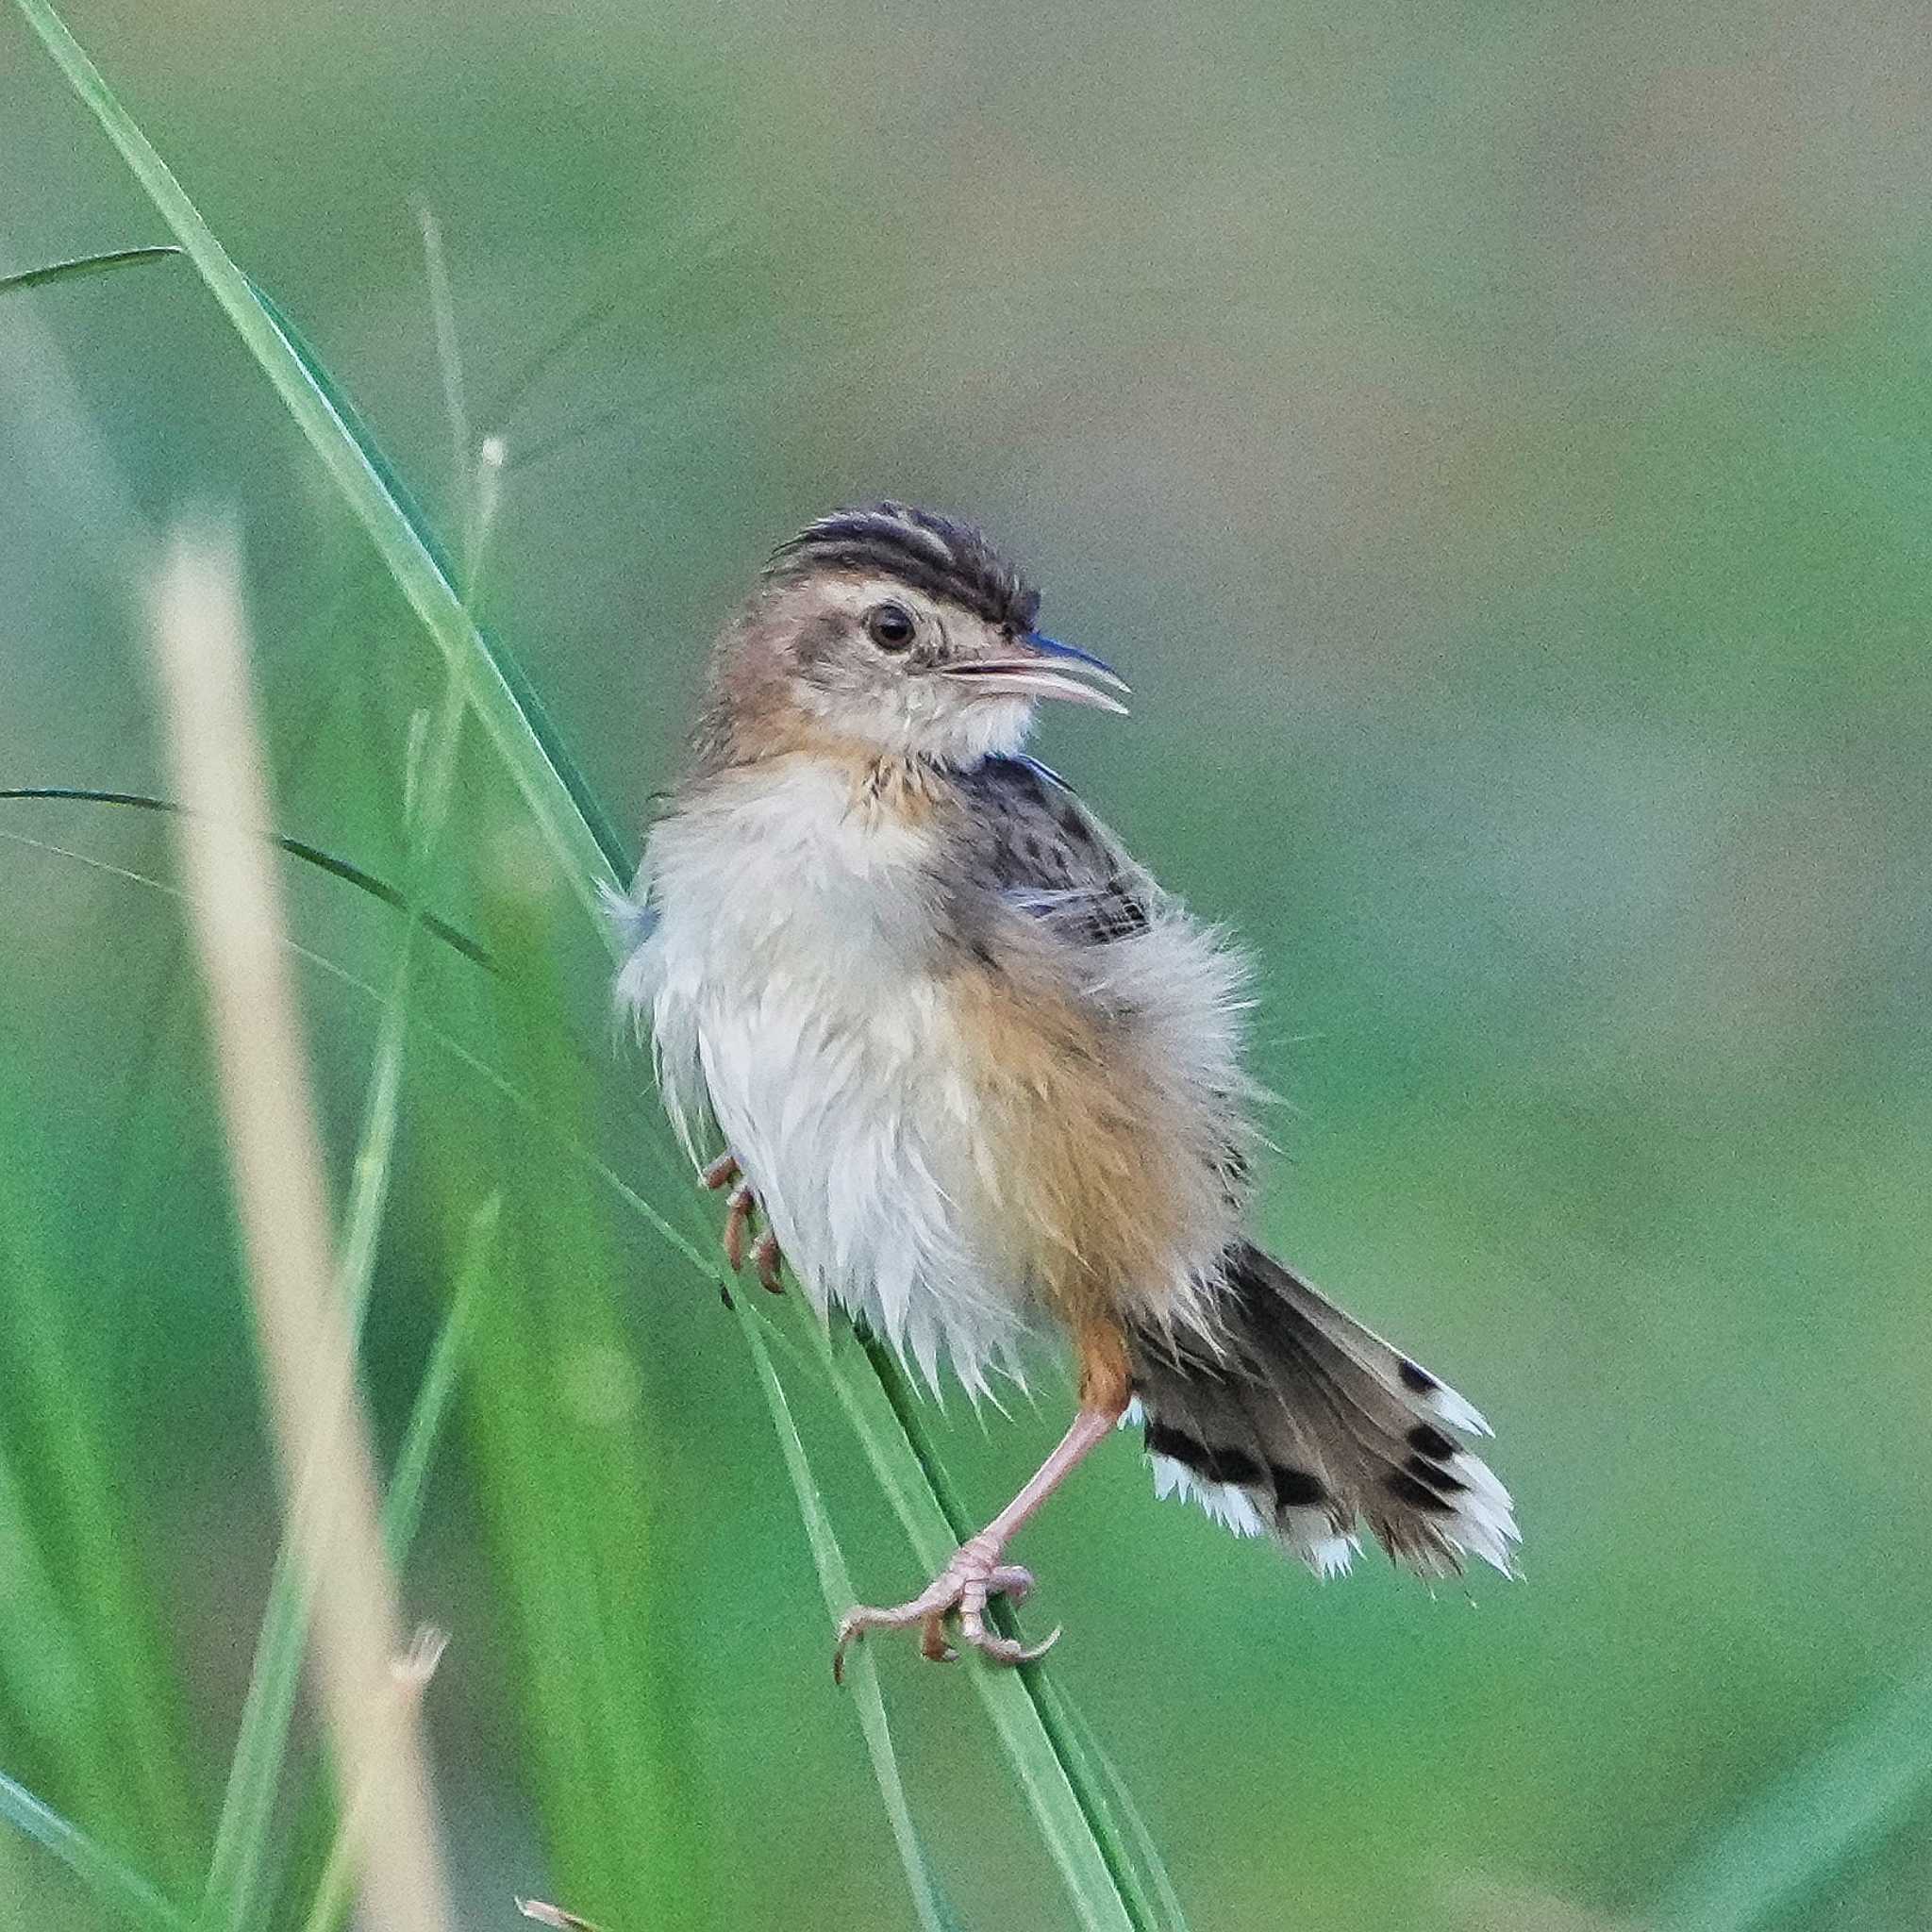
top-left (694, 961), bottom-right (1040, 1391)
top-left (622, 759), bottom-right (1041, 1391)
top-left (618, 755), bottom-right (1253, 1394)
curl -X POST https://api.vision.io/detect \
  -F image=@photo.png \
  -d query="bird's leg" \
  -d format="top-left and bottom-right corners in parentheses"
top-left (702, 1153), bottom-right (785, 1293)
top-left (833, 1401), bottom-right (1124, 1681)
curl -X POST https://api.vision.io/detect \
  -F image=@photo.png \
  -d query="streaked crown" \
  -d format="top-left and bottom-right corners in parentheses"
top-left (765, 502), bottom-right (1042, 634)
top-left (687, 501), bottom-right (1124, 774)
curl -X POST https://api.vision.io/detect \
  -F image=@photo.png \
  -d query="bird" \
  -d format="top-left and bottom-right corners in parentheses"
top-left (610, 502), bottom-right (1517, 1677)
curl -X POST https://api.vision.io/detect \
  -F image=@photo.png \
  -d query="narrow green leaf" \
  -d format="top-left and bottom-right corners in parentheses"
top-left (0, 789), bottom-right (495, 970)
top-left (382, 1194), bottom-right (495, 1562)
top-left (735, 1299), bottom-right (960, 1932)
top-left (0, 1769), bottom-right (194, 1932)
top-left (12, 11), bottom-right (1178, 1925)
top-left (14, 0), bottom-right (623, 932)
top-left (808, 1322), bottom-right (1155, 1932)
top-left (198, 1534), bottom-right (306, 1930)
top-left (0, 243), bottom-right (179, 298)
top-left (1655, 1655), bottom-right (1932, 1932)
top-left (1058, 1699), bottom-right (1191, 1932)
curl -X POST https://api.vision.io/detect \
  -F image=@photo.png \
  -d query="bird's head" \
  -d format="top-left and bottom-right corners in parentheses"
top-left (698, 503), bottom-right (1127, 770)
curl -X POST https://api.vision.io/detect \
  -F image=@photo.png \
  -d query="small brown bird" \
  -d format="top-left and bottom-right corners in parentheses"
top-left (612, 504), bottom-right (1516, 1675)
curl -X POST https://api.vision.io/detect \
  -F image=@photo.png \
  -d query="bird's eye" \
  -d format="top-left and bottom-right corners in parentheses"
top-left (866, 602), bottom-right (915, 651)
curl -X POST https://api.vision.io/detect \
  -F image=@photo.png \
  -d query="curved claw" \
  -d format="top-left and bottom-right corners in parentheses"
top-left (966, 1620), bottom-right (1062, 1668)
top-left (721, 1182), bottom-right (756, 1272)
top-left (704, 1154), bottom-right (790, 1290)
top-left (751, 1230), bottom-right (785, 1294)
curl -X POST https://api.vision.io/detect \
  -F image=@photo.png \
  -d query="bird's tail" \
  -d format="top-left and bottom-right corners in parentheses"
top-left (1126, 1242), bottom-right (1518, 1579)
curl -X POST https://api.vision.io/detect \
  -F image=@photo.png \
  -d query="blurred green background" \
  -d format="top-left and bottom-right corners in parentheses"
top-left (4, 0), bottom-right (1932, 1926)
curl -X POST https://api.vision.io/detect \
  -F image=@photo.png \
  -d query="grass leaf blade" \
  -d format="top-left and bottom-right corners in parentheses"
top-left (0, 1769), bottom-right (194, 1932)
top-left (382, 1192), bottom-right (495, 1561)
top-left (0, 787), bottom-right (495, 966)
top-left (809, 1321), bottom-right (1154, 1932)
top-left (735, 1300), bottom-right (961, 1932)
top-left (14, 0), bottom-right (623, 928)
top-left (13, 11), bottom-right (1183, 1924)
top-left (0, 243), bottom-right (179, 298)
top-left (1654, 1656), bottom-right (1932, 1932)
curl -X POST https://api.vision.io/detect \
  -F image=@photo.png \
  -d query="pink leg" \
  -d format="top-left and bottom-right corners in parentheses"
top-left (833, 1403), bottom-right (1123, 1681)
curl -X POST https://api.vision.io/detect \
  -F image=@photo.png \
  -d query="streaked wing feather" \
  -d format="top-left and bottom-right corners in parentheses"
top-left (954, 755), bottom-right (1154, 947)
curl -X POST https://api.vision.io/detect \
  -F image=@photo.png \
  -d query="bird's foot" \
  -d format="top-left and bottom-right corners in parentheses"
top-left (702, 1154), bottom-right (785, 1294)
top-left (832, 1534), bottom-right (1060, 1683)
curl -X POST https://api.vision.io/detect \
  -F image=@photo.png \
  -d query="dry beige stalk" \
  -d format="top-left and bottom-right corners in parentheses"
top-left (149, 522), bottom-right (458, 1932)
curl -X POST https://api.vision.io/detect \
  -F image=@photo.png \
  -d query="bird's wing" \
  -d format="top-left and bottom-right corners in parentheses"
top-left (952, 755), bottom-right (1158, 948)
top-left (951, 752), bottom-right (1260, 1236)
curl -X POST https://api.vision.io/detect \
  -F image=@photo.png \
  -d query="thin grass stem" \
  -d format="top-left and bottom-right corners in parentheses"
top-left (809, 1321), bottom-right (1158, 1932)
top-left (735, 1298), bottom-right (960, 1932)
top-left (0, 1769), bottom-right (195, 1932)
top-left (13, 11), bottom-right (1192, 1922)
top-left (0, 243), bottom-right (180, 297)
top-left (381, 1194), bottom-right (497, 1561)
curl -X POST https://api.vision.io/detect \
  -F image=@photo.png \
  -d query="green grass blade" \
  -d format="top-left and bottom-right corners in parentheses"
top-left (735, 1299), bottom-right (961, 1932)
top-left (0, 1769), bottom-right (194, 1932)
top-left (1057, 1701), bottom-right (1191, 1932)
top-left (807, 1323), bottom-right (1155, 1932)
top-left (199, 1530), bottom-right (308, 1932)
top-left (0, 790), bottom-right (496, 970)
top-left (0, 1075), bottom-right (202, 1894)
top-left (1654, 1655), bottom-right (1932, 1932)
top-left (16, 12), bottom-right (1176, 1924)
top-left (381, 1194), bottom-right (496, 1562)
top-left (850, 1335), bottom-right (1172, 1932)
top-left (13, 0), bottom-right (624, 930)
top-left (0, 243), bottom-right (179, 297)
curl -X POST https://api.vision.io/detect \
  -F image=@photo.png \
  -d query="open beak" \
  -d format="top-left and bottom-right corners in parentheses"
top-left (941, 633), bottom-right (1131, 716)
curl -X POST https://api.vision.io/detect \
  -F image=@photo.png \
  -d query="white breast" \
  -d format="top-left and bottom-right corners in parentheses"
top-left (614, 759), bottom-right (1036, 1393)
